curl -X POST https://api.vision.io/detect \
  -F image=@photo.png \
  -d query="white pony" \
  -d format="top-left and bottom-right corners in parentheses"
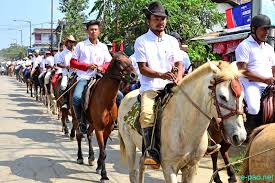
top-left (118, 61), bottom-right (247, 183)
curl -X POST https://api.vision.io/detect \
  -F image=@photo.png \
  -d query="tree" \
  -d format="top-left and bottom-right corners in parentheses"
top-left (0, 45), bottom-right (27, 61)
top-left (59, 0), bottom-right (89, 42)
top-left (89, 0), bottom-right (224, 45)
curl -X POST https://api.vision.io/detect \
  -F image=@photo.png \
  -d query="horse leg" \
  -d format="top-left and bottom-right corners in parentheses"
top-left (26, 82), bottom-right (29, 93)
top-left (181, 164), bottom-right (198, 183)
top-left (95, 130), bottom-right (109, 181)
top-left (138, 156), bottom-right (145, 183)
top-left (87, 125), bottom-right (95, 166)
top-left (162, 163), bottom-right (178, 183)
top-left (211, 151), bottom-right (223, 183)
top-left (125, 138), bottom-right (138, 183)
top-left (61, 108), bottom-right (69, 135)
top-left (70, 116), bottom-right (77, 140)
top-left (76, 131), bottom-right (84, 164)
top-left (220, 141), bottom-right (237, 183)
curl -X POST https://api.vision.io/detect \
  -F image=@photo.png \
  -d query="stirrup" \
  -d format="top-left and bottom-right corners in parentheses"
top-left (205, 144), bottom-right (221, 155)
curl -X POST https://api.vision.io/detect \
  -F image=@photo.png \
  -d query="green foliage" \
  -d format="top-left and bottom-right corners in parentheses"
top-left (0, 44), bottom-right (27, 60)
top-left (89, 0), bottom-right (224, 46)
top-left (59, 0), bottom-right (89, 41)
top-left (230, 151), bottom-right (245, 174)
top-left (188, 41), bottom-right (221, 62)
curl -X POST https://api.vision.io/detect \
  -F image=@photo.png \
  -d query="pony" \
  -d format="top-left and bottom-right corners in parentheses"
top-left (240, 123), bottom-right (275, 183)
top-left (118, 61), bottom-right (247, 183)
top-left (70, 52), bottom-right (135, 182)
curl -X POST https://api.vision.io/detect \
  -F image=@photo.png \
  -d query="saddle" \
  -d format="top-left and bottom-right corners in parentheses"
top-left (261, 84), bottom-right (275, 124)
top-left (124, 83), bottom-right (175, 135)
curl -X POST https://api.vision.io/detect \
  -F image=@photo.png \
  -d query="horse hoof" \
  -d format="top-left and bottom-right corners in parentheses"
top-left (70, 136), bottom-right (74, 141)
top-left (228, 178), bottom-right (237, 183)
top-left (88, 159), bottom-right (94, 166)
top-left (77, 159), bottom-right (84, 164)
top-left (100, 178), bottom-right (109, 183)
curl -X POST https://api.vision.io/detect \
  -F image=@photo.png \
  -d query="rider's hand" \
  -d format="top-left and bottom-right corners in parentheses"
top-left (264, 77), bottom-right (275, 85)
top-left (159, 71), bottom-right (176, 81)
top-left (88, 64), bottom-right (97, 70)
top-left (97, 66), bottom-right (104, 73)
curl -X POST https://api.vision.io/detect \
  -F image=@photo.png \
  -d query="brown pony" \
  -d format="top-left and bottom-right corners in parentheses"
top-left (71, 52), bottom-right (135, 182)
top-left (7, 64), bottom-right (15, 77)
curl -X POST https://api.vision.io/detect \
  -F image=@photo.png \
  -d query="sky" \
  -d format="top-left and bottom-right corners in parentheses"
top-left (0, 0), bottom-right (96, 49)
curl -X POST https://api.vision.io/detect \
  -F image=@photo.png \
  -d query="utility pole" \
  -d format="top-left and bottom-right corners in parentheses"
top-left (50, 0), bottom-right (54, 52)
top-left (14, 20), bottom-right (32, 48)
top-left (18, 29), bottom-right (23, 46)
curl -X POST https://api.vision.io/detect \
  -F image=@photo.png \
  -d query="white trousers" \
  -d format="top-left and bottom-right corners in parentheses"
top-left (60, 75), bottom-right (68, 91)
top-left (241, 79), bottom-right (266, 115)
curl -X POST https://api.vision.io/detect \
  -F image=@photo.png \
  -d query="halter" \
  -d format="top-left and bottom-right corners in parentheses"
top-left (105, 59), bottom-right (135, 82)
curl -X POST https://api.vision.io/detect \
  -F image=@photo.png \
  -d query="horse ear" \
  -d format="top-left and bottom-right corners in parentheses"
top-left (207, 58), bottom-right (220, 74)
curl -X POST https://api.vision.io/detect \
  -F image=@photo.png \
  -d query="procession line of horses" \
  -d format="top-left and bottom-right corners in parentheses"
top-left (7, 55), bottom-right (275, 183)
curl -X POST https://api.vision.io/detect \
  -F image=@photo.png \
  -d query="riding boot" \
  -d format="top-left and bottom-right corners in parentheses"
top-left (245, 113), bottom-right (259, 141)
top-left (142, 127), bottom-right (160, 169)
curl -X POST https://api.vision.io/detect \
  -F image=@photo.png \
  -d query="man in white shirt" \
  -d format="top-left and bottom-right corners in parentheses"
top-left (57, 35), bottom-right (76, 108)
top-left (23, 54), bottom-right (33, 79)
top-left (135, 2), bottom-right (183, 168)
top-left (236, 14), bottom-right (275, 136)
top-left (170, 32), bottom-right (192, 75)
top-left (52, 43), bottom-right (64, 89)
top-left (44, 51), bottom-right (55, 94)
top-left (31, 50), bottom-right (42, 77)
top-left (70, 20), bottom-right (112, 135)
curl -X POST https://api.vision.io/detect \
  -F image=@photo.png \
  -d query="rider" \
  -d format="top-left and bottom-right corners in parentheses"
top-left (57, 35), bottom-right (76, 108)
top-left (70, 20), bottom-right (112, 135)
top-left (23, 54), bottom-right (33, 80)
top-left (170, 32), bottom-right (192, 75)
top-left (235, 14), bottom-right (275, 137)
top-left (134, 2), bottom-right (183, 168)
top-left (44, 51), bottom-right (55, 94)
top-left (52, 43), bottom-right (64, 89)
top-left (135, 2), bottom-right (221, 168)
top-left (31, 49), bottom-right (42, 77)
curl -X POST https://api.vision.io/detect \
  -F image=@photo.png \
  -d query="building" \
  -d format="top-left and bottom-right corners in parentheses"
top-left (32, 28), bottom-right (57, 50)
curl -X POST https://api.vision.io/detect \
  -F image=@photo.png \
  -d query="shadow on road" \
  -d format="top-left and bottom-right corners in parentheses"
top-left (0, 155), bottom-right (98, 182)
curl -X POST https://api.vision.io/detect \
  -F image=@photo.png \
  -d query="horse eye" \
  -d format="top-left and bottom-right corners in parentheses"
top-left (219, 95), bottom-right (227, 102)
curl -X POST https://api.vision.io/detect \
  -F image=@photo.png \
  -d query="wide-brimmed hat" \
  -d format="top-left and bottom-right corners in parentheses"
top-left (143, 1), bottom-right (169, 17)
top-left (64, 35), bottom-right (76, 43)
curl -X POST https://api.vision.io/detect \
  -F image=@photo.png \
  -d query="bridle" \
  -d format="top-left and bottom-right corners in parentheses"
top-left (105, 59), bottom-right (135, 82)
top-left (180, 77), bottom-right (244, 132)
top-left (208, 78), bottom-right (244, 130)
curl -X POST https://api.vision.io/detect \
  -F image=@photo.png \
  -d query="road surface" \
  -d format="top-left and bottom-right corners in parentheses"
top-left (0, 75), bottom-right (241, 183)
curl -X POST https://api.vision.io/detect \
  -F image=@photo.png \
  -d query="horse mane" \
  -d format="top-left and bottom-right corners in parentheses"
top-left (239, 124), bottom-right (270, 178)
top-left (175, 61), bottom-right (240, 90)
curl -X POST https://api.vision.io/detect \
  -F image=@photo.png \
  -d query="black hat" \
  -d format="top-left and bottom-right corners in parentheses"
top-left (170, 32), bottom-right (182, 41)
top-left (251, 14), bottom-right (275, 28)
top-left (143, 1), bottom-right (169, 17)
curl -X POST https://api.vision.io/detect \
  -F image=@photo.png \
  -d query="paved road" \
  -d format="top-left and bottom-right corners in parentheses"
top-left (0, 75), bottom-right (239, 183)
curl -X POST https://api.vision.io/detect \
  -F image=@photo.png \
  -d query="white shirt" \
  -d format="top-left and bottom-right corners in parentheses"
top-left (235, 35), bottom-right (275, 86)
top-left (129, 53), bottom-right (140, 80)
top-left (45, 56), bottom-right (55, 69)
top-left (40, 58), bottom-right (47, 72)
top-left (58, 48), bottom-right (73, 75)
top-left (25, 59), bottom-right (32, 67)
top-left (181, 50), bottom-right (191, 73)
top-left (54, 52), bottom-right (62, 74)
top-left (72, 39), bottom-right (112, 80)
top-left (32, 55), bottom-right (42, 69)
top-left (134, 29), bottom-right (182, 93)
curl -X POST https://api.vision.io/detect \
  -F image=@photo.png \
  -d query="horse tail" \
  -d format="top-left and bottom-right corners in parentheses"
top-left (240, 124), bottom-right (269, 178)
top-left (118, 131), bottom-right (127, 165)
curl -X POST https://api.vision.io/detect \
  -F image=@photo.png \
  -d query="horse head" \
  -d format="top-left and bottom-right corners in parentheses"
top-left (106, 52), bottom-right (136, 82)
top-left (208, 61), bottom-right (246, 146)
